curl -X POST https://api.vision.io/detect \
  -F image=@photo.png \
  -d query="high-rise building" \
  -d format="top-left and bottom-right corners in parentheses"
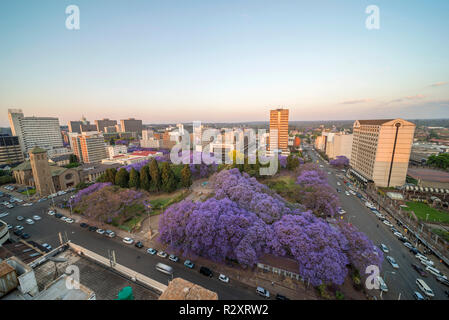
top-left (68, 121), bottom-right (83, 133)
top-left (29, 147), bottom-right (56, 196)
top-left (95, 119), bottom-right (117, 132)
top-left (325, 132), bottom-right (353, 160)
top-left (120, 118), bottom-right (142, 136)
top-left (0, 134), bottom-right (24, 166)
top-left (8, 109), bottom-right (63, 154)
top-left (349, 119), bottom-right (415, 188)
top-left (269, 108), bottom-right (289, 154)
top-left (71, 132), bottom-right (107, 164)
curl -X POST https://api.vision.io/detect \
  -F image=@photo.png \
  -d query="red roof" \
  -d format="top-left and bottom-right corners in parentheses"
top-left (131, 151), bottom-right (157, 156)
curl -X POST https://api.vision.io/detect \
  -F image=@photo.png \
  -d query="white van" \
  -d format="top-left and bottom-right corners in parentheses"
top-left (425, 266), bottom-right (447, 279)
top-left (156, 263), bottom-right (173, 276)
top-left (416, 279), bottom-right (434, 297)
top-left (415, 254), bottom-right (434, 266)
top-left (377, 276), bottom-right (388, 292)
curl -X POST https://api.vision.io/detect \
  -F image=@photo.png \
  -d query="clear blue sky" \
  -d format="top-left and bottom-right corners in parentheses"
top-left (1, 0), bottom-right (448, 126)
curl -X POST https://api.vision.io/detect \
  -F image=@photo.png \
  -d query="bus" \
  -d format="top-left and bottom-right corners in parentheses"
top-left (156, 263), bottom-right (173, 276)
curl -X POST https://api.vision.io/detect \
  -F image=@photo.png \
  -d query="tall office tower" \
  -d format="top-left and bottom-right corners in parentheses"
top-left (68, 121), bottom-right (83, 133)
top-left (0, 134), bottom-right (25, 166)
top-left (71, 132), bottom-right (107, 164)
top-left (349, 119), bottom-right (415, 188)
top-left (269, 108), bottom-right (289, 154)
top-left (29, 147), bottom-right (56, 196)
top-left (120, 118), bottom-right (142, 136)
top-left (325, 132), bottom-right (353, 160)
top-left (8, 109), bottom-right (63, 154)
top-left (95, 118), bottom-right (117, 132)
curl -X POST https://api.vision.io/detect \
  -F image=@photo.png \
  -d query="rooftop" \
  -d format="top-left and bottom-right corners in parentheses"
top-left (407, 167), bottom-right (449, 183)
top-left (158, 278), bottom-right (218, 300)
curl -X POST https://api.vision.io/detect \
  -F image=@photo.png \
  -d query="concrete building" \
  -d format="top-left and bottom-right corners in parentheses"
top-left (349, 119), bottom-right (415, 188)
top-left (95, 119), bottom-right (117, 132)
top-left (68, 121), bottom-right (83, 133)
top-left (0, 134), bottom-right (24, 166)
top-left (71, 132), bottom-right (107, 164)
top-left (8, 109), bottom-right (63, 154)
top-left (106, 145), bottom-right (128, 159)
top-left (120, 118), bottom-right (142, 136)
top-left (269, 108), bottom-right (289, 154)
top-left (325, 132), bottom-right (353, 160)
top-left (29, 147), bottom-right (56, 196)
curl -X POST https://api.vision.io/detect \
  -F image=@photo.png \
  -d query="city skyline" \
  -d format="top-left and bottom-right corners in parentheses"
top-left (1, 1), bottom-right (449, 126)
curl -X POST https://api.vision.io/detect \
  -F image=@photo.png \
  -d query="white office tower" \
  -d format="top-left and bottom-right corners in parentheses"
top-left (8, 109), bottom-right (63, 155)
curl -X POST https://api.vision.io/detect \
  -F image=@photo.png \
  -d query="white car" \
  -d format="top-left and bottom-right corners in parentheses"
top-left (60, 216), bottom-right (68, 222)
top-left (15, 225), bottom-right (24, 231)
top-left (345, 191), bottom-right (350, 196)
top-left (157, 251), bottom-right (168, 258)
top-left (337, 182), bottom-right (341, 186)
top-left (365, 202), bottom-right (375, 208)
top-left (32, 215), bottom-right (41, 221)
top-left (393, 231), bottom-right (403, 238)
top-left (382, 220), bottom-right (393, 227)
top-left (22, 203), bottom-right (33, 207)
top-left (380, 244), bottom-right (389, 253)
top-left (42, 243), bottom-right (52, 251)
top-left (0, 212), bottom-right (9, 218)
top-left (416, 254), bottom-right (434, 267)
top-left (219, 274), bottom-right (230, 283)
top-left (404, 242), bottom-right (414, 250)
top-left (386, 256), bottom-right (399, 269)
top-left (425, 266), bottom-right (447, 279)
top-left (96, 229), bottom-right (105, 235)
top-left (48, 210), bottom-right (55, 216)
top-left (122, 237), bottom-right (134, 244)
top-left (65, 218), bottom-right (74, 224)
top-left (377, 276), bottom-right (388, 292)
top-left (25, 218), bottom-right (35, 225)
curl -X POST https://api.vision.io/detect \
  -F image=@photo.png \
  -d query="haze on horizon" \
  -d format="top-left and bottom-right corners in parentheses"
top-left (1, 0), bottom-right (449, 127)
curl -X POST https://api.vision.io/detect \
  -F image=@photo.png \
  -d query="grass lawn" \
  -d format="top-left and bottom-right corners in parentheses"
top-left (432, 229), bottom-right (449, 242)
top-left (404, 201), bottom-right (449, 224)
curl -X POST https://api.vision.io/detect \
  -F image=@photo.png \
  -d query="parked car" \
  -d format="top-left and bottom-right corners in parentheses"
top-left (32, 215), bottom-right (41, 221)
top-left (393, 231), bottom-right (403, 238)
top-left (65, 218), bottom-right (74, 224)
top-left (21, 233), bottom-right (30, 239)
top-left (377, 276), bottom-right (388, 292)
top-left (410, 247), bottom-right (422, 255)
top-left (345, 191), bottom-right (350, 196)
top-left (157, 251), bottom-right (167, 258)
top-left (275, 294), bottom-right (289, 300)
top-left (169, 254), bottom-right (179, 262)
top-left (218, 274), bottom-right (229, 283)
top-left (411, 264), bottom-right (428, 277)
top-left (105, 230), bottom-right (115, 238)
top-left (184, 260), bottom-right (195, 269)
top-left (404, 242), bottom-right (414, 250)
top-left (14, 225), bottom-right (24, 231)
top-left (122, 237), bottom-right (134, 244)
top-left (80, 223), bottom-right (89, 228)
top-left (416, 254), bottom-right (434, 267)
top-left (416, 279), bottom-right (434, 298)
top-left (42, 243), bottom-right (52, 251)
top-left (96, 229), bottom-right (105, 235)
top-left (0, 212), bottom-right (9, 218)
top-left (16, 216), bottom-right (24, 221)
top-left (48, 210), bottom-right (55, 216)
top-left (54, 213), bottom-right (63, 218)
top-left (88, 226), bottom-right (98, 232)
top-left (256, 286), bottom-right (270, 298)
top-left (382, 220), bottom-right (393, 227)
top-left (199, 266), bottom-right (213, 277)
top-left (380, 244), bottom-right (389, 253)
top-left (436, 276), bottom-right (449, 287)
top-left (387, 256), bottom-right (399, 269)
top-left (13, 229), bottom-right (23, 236)
top-left (135, 241), bottom-right (144, 248)
top-left (147, 248), bottom-right (157, 255)
top-left (25, 218), bottom-right (35, 225)
top-left (425, 266), bottom-right (447, 279)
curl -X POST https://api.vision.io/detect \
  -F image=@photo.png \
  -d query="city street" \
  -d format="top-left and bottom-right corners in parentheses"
top-left (304, 146), bottom-right (449, 300)
top-left (0, 190), bottom-right (263, 300)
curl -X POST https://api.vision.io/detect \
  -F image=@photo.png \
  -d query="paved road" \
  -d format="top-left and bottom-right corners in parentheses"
top-left (0, 191), bottom-right (263, 300)
top-left (304, 146), bottom-right (449, 300)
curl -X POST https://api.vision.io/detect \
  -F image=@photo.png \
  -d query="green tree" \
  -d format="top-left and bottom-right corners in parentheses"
top-left (129, 168), bottom-right (140, 189)
top-left (115, 168), bottom-right (129, 188)
top-left (140, 165), bottom-right (151, 191)
top-left (110, 138), bottom-right (116, 146)
top-left (105, 168), bottom-right (117, 184)
top-left (149, 158), bottom-right (161, 192)
top-left (180, 164), bottom-right (192, 188)
top-left (69, 154), bottom-right (78, 163)
top-left (286, 154), bottom-right (300, 170)
top-left (161, 162), bottom-right (177, 193)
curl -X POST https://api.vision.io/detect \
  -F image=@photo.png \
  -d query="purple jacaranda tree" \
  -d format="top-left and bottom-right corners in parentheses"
top-left (330, 156), bottom-right (350, 168)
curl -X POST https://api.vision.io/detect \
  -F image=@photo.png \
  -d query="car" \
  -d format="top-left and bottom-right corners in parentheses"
top-left (157, 251), bottom-right (168, 258)
top-left (345, 191), bottom-right (350, 196)
top-left (275, 294), bottom-right (289, 300)
top-left (147, 248), bottom-right (157, 255)
top-left (393, 231), bottom-right (403, 238)
top-left (376, 276), bottom-right (388, 292)
top-left (256, 286), bottom-right (270, 298)
top-left (135, 241), bottom-right (144, 248)
top-left (42, 243), bottom-right (52, 251)
top-left (7, 224), bottom-right (12, 230)
top-left (391, 227), bottom-right (398, 233)
top-left (6, 204), bottom-right (13, 209)
top-left (80, 222), bottom-right (89, 228)
top-left (32, 215), bottom-right (41, 221)
top-left (413, 291), bottom-right (425, 300)
top-left (386, 256), bottom-right (399, 269)
top-left (416, 279), bottom-right (434, 298)
top-left (21, 233), bottom-right (30, 239)
top-left (88, 226), bottom-right (98, 232)
top-left (122, 237), bottom-right (134, 244)
top-left (16, 216), bottom-right (24, 221)
top-left (327, 171), bottom-right (331, 175)
top-left (96, 229), bottom-right (105, 235)
top-left (336, 188), bottom-right (341, 193)
top-left (411, 263), bottom-right (428, 277)
top-left (54, 213), bottom-right (63, 218)
top-left (14, 225), bottom-right (24, 231)
top-left (105, 231), bottom-right (116, 238)
top-left (404, 242), bottom-right (414, 250)
top-left (169, 254), bottom-right (179, 262)
top-left (416, 254), bottom-right (434, 267)
top-left (60, 216), bottom-right (67, 221)
top-left (425, 266), bottom-right (447, 279)
top-left (382, 220), bottom-right (393, 227)
top-left (336, 182), bottom-right (341, 186)
top-left (410, 247), bottom-right (422, 255)
top-left (337, 208), bottom-right (346, 214)
top-left (65, 218), bottom-right (74, 224)
top-left (218, 274), bottom-right (229, 283)
top-left (184, 260), bottom-right (195, 269)
top-left (380, 244), bottom-right (389, 253)
top-left (365, 202), bottom-right (374, 208)
top-left (22, 203), bottom-right (32, 206)
top-left (25, 218), bottom-right (34, 225)
top-left (48, 210), bottom-right (55, 216)
top-left (0, 212), bottom-right (9, 218)
top-left (199, 266), bottom-right (213, 277)
top-left (436, 276), bottom-right (449, 287)
top-left (13, 229), bottom-right (23, 236)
